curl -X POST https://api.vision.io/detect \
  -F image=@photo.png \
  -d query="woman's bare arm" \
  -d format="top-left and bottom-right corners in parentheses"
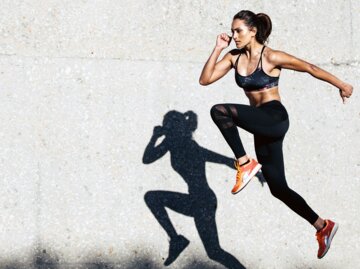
top-left (199, 33), bottom-right (233, 85)
top-left (268, 50), bottom-right (353, 103)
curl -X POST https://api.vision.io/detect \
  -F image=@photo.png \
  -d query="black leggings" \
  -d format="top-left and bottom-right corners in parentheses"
top-left (210, 100), bottom-right (319, 225)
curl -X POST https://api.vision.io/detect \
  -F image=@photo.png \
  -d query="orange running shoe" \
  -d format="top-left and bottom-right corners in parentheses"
top-left (316, 219), bottom-right (339, 259)
top-left (231, 158), bottom-right (262, 194)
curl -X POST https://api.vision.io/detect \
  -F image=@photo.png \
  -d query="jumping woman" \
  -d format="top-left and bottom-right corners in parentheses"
top-left (199, 10), bottom-right (353, 259)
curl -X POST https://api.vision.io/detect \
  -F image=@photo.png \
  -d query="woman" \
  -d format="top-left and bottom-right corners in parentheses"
top-left (199, 10), bottom-right (353, 259)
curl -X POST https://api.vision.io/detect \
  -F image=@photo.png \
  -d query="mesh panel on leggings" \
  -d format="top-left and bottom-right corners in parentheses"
top-left (211, 105), bottom-right (238, 129)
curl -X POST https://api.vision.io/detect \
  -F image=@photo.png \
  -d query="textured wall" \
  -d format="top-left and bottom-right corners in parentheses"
top-left (0, 1), bottom-right (359, 268)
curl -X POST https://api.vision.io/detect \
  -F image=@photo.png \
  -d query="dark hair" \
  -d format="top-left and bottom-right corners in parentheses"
top-left (233, 10), bottom-right (272, 44)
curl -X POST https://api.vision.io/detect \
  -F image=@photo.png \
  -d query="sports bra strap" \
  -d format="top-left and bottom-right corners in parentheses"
top-left (258, 45), bottom-right (266, 69)
top-left (234, 54), bottom-right (241, 69)
top-left (234, 46), bottom-right (266, 70)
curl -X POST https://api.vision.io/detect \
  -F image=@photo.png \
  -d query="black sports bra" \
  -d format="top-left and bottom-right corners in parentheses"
top-left (234, 46), bottom-right (280, 92)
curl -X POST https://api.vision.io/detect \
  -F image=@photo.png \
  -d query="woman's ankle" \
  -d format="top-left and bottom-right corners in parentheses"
top-left (314, 217), bottom-right (326, 231)
top-left (237, 155), bottom-right (250, 166)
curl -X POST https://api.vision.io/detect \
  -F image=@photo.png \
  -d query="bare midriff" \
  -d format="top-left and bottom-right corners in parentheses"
top-left (245, 86), bottom-right (281, 107)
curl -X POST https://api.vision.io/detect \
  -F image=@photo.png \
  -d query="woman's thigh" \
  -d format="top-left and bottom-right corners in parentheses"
top-left (215, 103), bottom-right (288, 137)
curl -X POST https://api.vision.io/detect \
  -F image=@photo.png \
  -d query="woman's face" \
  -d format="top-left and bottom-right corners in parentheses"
top-left (231, 19), bottom-right (256, 48)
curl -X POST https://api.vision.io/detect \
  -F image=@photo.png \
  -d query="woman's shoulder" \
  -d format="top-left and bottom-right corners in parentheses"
top-left (263, 46), bottom-right (288, 63)
top-left (226, 49), bottom-right (244, 67)
top-left (264, 47), bottom-right (304, 69)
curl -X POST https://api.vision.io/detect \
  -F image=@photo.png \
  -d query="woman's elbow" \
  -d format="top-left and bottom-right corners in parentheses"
top-left (307, 63), bottom-right (320, 74)
top-left (199, 77), bottom-right (210, 86)
top-left (199, 79), bottom-right (207, 86)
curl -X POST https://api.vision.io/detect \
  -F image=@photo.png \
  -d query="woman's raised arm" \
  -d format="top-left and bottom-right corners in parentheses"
top-left (199, 33), bottom-right (234, 85)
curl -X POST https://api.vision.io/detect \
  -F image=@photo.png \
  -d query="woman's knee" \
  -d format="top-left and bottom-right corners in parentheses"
top-left (210, 104), bottom-right (227, 121)
top-left (269, 184), bottom-right (291, 200)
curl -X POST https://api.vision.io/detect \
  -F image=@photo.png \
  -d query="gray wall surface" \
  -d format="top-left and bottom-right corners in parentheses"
top-left (0, 1), bottom-right (359, 268)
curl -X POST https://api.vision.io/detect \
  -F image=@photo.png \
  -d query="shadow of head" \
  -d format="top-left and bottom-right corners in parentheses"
top-left (161, 110), bottom-right (197, 142)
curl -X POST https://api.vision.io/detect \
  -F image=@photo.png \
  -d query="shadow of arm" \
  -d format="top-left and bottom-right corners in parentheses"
top-left (202, 147), bottom-right (235, 169)
top-left (142, 127), bottom-right (168, 164)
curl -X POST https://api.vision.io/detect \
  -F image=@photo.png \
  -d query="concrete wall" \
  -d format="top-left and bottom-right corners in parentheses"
top-left (0, 1), bottom-right (359, 268)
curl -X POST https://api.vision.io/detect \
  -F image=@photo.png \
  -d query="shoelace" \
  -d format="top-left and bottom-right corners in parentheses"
top-left (234, 161), bottom-right (244, 182)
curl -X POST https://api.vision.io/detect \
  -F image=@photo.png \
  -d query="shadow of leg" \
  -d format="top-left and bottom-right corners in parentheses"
top-left (144, 191), bottom-right (178, 239)
top-left (163, 235), bottom-right (190, 266)
top-left (256, 171), bottom-right (266, 186)
top-left (144, 190), bottom-right (194, 266)
top-left (194, 197), bottom-right (246, 269)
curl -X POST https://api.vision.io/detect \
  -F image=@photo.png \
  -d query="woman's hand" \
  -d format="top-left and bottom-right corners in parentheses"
top-left (199, 34), bottom-right (233, 85)
top-left (216, 33), bottom-right (232, 49)
top-left (338, 82), bottom-right (353, 104)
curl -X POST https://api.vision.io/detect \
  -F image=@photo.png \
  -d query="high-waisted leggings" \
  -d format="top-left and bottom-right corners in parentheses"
top-left (210, 100), bottom-right (318, 224)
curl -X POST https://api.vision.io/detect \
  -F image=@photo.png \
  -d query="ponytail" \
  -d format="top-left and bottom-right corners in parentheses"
top-left (255, 13), bottom-right (272, 44)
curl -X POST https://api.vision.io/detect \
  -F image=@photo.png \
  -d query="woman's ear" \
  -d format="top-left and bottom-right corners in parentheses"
top-left (250, 26), bottom-right (257, 37)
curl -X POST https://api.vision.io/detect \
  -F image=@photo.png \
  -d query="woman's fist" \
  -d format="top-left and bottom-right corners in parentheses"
top-left (338, 82), bottom-right (353, 104)
top-left (216, 33), bottom-right (232, 49)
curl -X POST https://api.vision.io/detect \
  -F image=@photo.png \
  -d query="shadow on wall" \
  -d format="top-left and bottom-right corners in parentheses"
top-left (0, 111), bottom-right (266, 269)
top-left (142, 110), bottom-right (251, 269)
